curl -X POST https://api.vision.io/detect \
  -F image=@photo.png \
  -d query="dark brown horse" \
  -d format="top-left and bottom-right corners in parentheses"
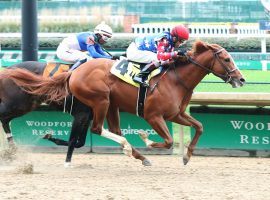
top-left (0, 41), bottom-right (245, 164)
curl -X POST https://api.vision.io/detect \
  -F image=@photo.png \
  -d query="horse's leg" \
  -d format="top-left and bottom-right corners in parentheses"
top-left (106, 105), bottom-right (151, 166)
top-left (90, 102), bottom-right (132, 157)
top-left (143, 115), bottom-right (174, 149)
top-left (64, 112), bottom-right (92, 167)
top-left (176, 112), bottom-right (203, 165)
top-left (1, 119), bottom-right (16, 147)
top-left (43, 134), bottom-right (69, 145)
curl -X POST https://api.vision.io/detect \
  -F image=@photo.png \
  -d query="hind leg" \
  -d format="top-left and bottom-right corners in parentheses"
top-left (1, 119), bottom-right (16, 147)
top-left (106, 105), bottom-right (151, 166)
top-left (64, 112), bottom-right (92, 167)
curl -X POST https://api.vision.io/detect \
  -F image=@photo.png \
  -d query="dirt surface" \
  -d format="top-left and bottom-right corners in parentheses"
top-left (0, 149), bottom-right (269, 200)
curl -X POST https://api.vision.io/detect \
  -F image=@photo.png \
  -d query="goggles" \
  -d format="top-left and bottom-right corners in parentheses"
top-left (179, 38), bottom-right (186, 44)
top-left (101, 34), bottom-right (111, 42)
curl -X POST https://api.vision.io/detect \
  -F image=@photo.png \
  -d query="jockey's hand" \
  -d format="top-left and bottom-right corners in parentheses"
top-left (111, 55), bottom-right (120, 60)
top-left (177, 49), bottom-right (189, 63)
top-left (177, 49), bottom-right (187, 56)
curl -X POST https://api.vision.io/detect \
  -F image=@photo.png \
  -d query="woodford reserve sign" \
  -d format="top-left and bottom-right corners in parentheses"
top-left (10, 109), bottom-right (172, 153)
top-left (190, 106), bottom-right (270, 151)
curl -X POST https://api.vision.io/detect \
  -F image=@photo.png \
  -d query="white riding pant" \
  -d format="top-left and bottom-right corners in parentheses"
top-left (126, 42), bottom-right (159, 64)
top-left (56, 35), bottom-right (92, 63)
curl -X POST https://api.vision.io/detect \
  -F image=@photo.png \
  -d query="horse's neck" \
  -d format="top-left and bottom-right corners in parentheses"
top-left (175, 60), bottom-right (208, 91)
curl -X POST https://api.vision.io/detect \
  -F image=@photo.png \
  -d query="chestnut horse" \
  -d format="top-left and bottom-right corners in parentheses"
top-left (0, 41), bottom-right (245, 164)
top-left (0, 62), bottom-right (149, 166)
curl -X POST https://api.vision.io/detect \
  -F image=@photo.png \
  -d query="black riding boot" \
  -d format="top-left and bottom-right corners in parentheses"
top-left (69, 58), bottom-right (87, 71)
top-left (133, 63), bottom-right (156, 87)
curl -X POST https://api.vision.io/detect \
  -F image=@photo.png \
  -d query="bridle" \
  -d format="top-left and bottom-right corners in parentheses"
top-left (187, 48), bottom-right (237, 83)
top-left (150, 48), bottom-right (237, 93)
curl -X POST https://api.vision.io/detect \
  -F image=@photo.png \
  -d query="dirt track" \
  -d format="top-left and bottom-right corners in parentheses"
top-left (0, 150), bottom-right (269, 200)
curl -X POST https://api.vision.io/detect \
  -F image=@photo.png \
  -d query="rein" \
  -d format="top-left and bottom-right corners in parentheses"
top-left (150, 62), bottom-right (190, 93)
top-left (187, 48), bottom-right (236, 83)
top-left (150, 48), bottom-right (235, 93)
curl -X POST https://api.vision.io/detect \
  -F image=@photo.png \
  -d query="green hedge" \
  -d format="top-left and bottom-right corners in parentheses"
top-left (0, 36), bottom-right (269, 52)
top-left (0, 22), bottom-right (124, 33)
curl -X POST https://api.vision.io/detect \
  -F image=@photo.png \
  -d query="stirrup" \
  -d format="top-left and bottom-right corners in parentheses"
top-left (133, 76), bottom-right (143, 83)
top-left (141, 82), bottom-right (149, 87)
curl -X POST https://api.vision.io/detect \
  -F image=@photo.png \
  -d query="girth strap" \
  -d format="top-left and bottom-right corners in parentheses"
top-left (136, 86), bottom-right (148, 117)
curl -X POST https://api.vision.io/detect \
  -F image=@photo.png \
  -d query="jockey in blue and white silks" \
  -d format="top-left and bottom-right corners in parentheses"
top-left (56, 22), bottom-right (113, 64)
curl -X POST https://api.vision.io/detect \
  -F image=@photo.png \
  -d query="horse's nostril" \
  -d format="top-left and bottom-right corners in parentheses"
top-left (240, 78), bottom-right (245, 83)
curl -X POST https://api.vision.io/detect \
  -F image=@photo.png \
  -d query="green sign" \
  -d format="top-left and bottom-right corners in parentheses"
top-left (10, 111), bottom-right (91, 147)
top-left (235, 60), bottom-right (270, 70)
top-left (10, 109), bottom-right (172, 152)
top-left (190, 107), bottom-right (270, 150)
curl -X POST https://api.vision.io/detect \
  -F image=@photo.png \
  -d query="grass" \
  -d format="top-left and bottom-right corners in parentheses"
top-left (195, 70), bottom-right (270, 92)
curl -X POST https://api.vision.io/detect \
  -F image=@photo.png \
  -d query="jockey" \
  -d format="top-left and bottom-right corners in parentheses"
top-left (56, 21), bottom-right (113, 70)
top-left (126, 24), bottom-right (189, 87)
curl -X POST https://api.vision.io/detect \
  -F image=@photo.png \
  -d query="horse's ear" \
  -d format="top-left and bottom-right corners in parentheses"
top-left (206, 43), bottom-right (218, 51)
top-left (193, 40), bottom-right (208, 54)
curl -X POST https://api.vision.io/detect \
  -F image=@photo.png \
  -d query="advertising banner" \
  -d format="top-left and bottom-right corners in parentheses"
top-left (190, 106), bottom-right (270, 151)
top-left (10, 111), bottom-right (91, 147)
top-left (10, 109), bottom-right (173, 154)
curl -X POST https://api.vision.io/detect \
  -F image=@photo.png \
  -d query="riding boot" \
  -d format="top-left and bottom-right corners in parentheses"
top-left (133, 62), bottom-right (157, 87)
top-left (69, 58), bottom-right (87, 71)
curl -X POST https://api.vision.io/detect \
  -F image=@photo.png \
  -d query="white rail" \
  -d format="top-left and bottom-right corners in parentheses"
top-left (191, 92), bottom-right (270, 107)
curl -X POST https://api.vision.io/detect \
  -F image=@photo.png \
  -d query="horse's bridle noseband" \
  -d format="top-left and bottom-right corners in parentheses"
top-left (188, 48), bottom-right (237, 83)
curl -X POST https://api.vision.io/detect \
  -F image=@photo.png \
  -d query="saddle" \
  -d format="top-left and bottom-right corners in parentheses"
top-left (110, 57), bottom-right (162, 87)
top-left (43, 62), bottom-right (71, 77)
top-left (111, 57), bottom-right (163, 117)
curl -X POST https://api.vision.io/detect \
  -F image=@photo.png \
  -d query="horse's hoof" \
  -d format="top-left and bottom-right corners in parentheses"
top-left (43, 134), bottom-right (52, 139)
top-left (183, 155), bottom-right (190, 165)
top-left (64, 162), bottom-right (73, 168)
top-left (9, 144), bottom-right (17, 153)
top-left (138, 130), bottom-right (148, 140)
top-left (142, 159), bottom-right (152, 166)
top-left (123, 144), bottom-right (132, 157)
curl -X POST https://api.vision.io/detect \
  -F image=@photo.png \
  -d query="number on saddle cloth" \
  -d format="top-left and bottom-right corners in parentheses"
top-left (110, 58), bottom-right (163, 87)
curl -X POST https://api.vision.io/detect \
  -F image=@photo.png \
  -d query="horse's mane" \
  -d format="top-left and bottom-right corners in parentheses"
top-left (191, 40), bottom-right (220, 55)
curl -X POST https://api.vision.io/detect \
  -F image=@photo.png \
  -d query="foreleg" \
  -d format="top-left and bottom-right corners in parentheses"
top-left (106, 105), bottom-right (151, 166)
top-left (143, 115), bottom-right (173, 149)
top-left (91, 100), bottom-right (133, 157)
top-left (171, 112), bottom-right (203, 165)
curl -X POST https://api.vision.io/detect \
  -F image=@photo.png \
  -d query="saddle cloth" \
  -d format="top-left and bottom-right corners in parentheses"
top-left (110, 57), bottom-right (162, 87)
top-left (43, 62), bottom-right (71, 77)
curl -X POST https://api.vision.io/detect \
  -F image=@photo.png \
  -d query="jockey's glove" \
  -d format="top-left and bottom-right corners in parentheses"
top-left (177, 49), bottom-right (187, 56)
top-left (111, 55), bottom-right (120, 60)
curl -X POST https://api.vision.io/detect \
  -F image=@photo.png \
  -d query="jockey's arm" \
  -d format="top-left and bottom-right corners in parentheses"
top-left (87, 44), bottom-right (111, 59)
top-left (95, 45), bottom-right (112, 58)
top-left (156, 38), bottom-right (177, 61)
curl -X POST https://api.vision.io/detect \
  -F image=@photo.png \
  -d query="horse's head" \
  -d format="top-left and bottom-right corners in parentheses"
top-left (191, 41), bottom-right (246, 88)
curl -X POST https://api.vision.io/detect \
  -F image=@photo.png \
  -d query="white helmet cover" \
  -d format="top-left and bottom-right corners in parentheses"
top-left (94, 21), bottom-right (113, 37)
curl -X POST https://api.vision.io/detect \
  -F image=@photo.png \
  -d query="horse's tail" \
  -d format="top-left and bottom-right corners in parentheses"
top-left (0, 68), bottom-right (72, 102)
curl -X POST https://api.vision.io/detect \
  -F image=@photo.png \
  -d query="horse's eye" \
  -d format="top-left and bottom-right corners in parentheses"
top-left (224, 58), bottom-right (230, 62)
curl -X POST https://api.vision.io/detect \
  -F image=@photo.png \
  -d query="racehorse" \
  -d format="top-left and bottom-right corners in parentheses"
top-left (0, 61), bottom-right (149, 166)
top-left (0, 41), bottom-right (246, 164)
